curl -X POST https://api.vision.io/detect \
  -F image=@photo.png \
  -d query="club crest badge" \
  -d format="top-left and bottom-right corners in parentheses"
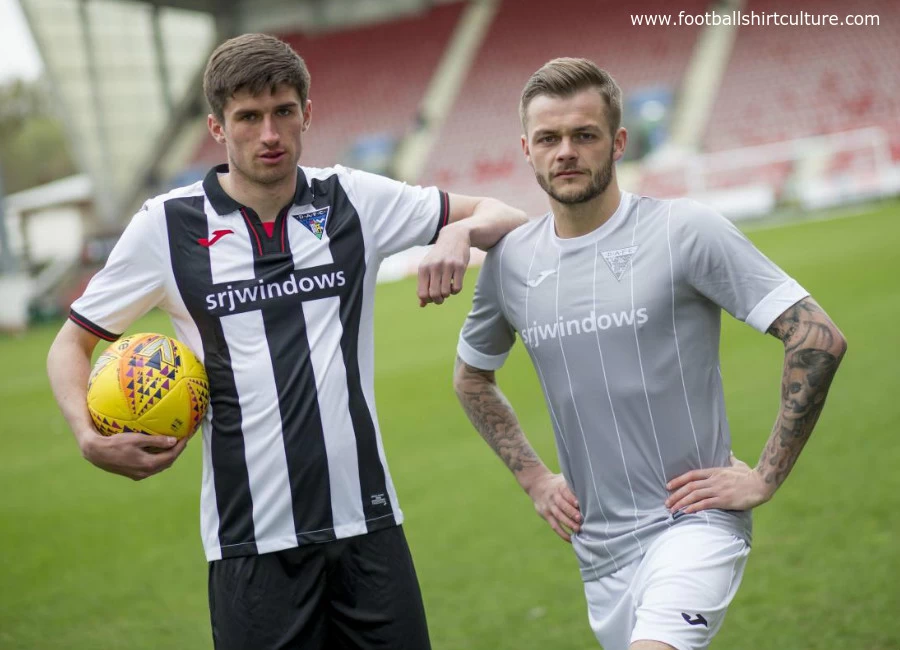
top-left (293, 207), bottom-right (329, 240)
top-left (601, 246), bottom-right (638, 281)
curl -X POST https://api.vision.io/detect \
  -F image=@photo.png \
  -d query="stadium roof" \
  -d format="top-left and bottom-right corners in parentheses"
top-left (4, 174), bottom-right (92, 215)
top-left (17, 0), bottom-right (441, 225)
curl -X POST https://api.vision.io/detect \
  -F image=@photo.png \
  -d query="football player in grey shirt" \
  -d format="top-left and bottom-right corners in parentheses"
top-left (453, 58), bottom-right (847, 650)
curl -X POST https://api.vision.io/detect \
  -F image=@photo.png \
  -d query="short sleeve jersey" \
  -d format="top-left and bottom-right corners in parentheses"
top-left (71, 164), bottom-right (449, 561)
top-left (458, 192), bottom-right (808, 580)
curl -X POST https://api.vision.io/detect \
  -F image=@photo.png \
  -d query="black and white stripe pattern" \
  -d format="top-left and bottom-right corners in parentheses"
top-left (71, 163), bottom-right (448, 561)
top-left (165, 166), bottom-right (417, 559)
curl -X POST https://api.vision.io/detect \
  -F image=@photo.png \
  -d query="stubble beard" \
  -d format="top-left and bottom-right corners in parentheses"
top-left (536, 149), bottom-right (614, 205)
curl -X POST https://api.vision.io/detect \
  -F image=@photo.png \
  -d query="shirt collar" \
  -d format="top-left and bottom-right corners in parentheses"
top-left (202, 163), bottom-right (312, 216)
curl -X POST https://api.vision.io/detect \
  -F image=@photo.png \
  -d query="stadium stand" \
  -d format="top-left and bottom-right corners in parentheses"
top-left (183, 0), bottom-right (900, 215)
top-left (642, 0), bottom-right (900, 207)
top-left (704, 0), bottom-right (900, 154)
top-left (192, 1), bottom-right (466, 170)
top-left (419, 0), bottom-right (710, 215)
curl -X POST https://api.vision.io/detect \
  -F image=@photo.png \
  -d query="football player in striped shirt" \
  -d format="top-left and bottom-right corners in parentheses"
top-left (48, 33), bottom-right (526, 650)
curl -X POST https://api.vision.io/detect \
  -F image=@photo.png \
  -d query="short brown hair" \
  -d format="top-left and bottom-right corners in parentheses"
top-left (203, 33), bottom-right (311, 122)
top-left (519, 58), bottom-right (622, 134)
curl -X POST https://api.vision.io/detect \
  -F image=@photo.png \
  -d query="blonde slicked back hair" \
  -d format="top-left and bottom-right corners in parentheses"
top-left (519, 57), bottom-right (622, 135)
top-left (204, 33), bottom-right (311, 123)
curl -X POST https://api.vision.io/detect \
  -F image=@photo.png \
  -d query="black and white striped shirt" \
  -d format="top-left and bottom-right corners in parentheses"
top-left (71, 164), bottom-right (449, 560)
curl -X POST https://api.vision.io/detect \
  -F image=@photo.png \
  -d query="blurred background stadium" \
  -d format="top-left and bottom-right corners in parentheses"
top-left (2, 0), bottom-right (900, 329)
top-left (0, 1), bottom-right (898, 648)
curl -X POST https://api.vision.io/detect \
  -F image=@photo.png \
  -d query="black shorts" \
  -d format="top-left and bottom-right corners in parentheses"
top-left (208, 525), bottom-right (431, 650)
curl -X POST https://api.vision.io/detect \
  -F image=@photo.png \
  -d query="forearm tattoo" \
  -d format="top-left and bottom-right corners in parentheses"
top-left (760, 298), bottom-right (846, 487)
top-left (454, 356), bottom-right (540, 475)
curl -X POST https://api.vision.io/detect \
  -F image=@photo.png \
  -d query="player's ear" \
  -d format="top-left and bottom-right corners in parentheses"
top-left (521, 134), bottom-right (532, 165)
top-left (208, 114), bottom-right (226, 144)
top-left (612, 127), bottom-right (627, 162)
top-left (301, 99), bottom-right (312, 132)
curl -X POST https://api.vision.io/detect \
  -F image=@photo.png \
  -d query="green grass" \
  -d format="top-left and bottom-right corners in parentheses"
top-left (1, 200), bottom-right (898, 649)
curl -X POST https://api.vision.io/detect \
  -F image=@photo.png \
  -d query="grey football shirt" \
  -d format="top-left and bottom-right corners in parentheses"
top-left (457, 191), bottom-right (808, 581)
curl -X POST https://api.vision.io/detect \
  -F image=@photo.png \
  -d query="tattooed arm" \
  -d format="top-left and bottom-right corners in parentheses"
top-left (756, 296), bottom-right (847, 489)
top-left (453, 356), bottom-right (582, 541)
top-left (665, 296), bottom-right (847, 514)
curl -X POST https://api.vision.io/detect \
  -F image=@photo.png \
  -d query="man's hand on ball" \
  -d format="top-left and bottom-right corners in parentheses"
top-left (79, 430), bottom-right (191, 481)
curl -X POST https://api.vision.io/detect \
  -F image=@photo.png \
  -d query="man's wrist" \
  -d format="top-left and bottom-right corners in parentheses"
top-left (438, 220), bottom-right (472, 244)
top-left (518, 463), bottom-right (552, 496)
top-left (76, 427), bottom-right (104, 457)
top-left (751, 465), bottom-right (778, 502)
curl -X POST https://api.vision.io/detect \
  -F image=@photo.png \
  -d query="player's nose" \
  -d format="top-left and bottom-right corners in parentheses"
top-left (260, 115), bottom-right (280, 145)
top-left (555, 137), bottom-right (577, 160)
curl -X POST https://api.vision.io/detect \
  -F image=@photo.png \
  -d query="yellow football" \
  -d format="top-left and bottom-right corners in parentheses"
top-left (87, 333), bottom-right (209, 439)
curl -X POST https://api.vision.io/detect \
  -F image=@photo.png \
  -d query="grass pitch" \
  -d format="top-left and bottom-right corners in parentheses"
top-left (1, 200), bottom-right (898, 649)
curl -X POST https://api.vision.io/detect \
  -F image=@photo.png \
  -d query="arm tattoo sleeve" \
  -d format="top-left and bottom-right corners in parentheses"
top-left (453, 356), bottom-right (541, 475)
top-left (759, 297), bottom-right (847, 488)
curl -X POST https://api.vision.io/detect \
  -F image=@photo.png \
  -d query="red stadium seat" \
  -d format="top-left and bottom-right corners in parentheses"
top-left (704, 0), bottom-right (900, 152)
top-left (420, 0), bottom-right (709, 214)
top-left (191, 3), bottom-right (466, 170)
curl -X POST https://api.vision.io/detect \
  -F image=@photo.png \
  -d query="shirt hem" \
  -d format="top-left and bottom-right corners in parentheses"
top-left (577, 509), bottom-right (752, 582)
top-left (745, 279), bottom-right (809, 333)
top-left (68, 309), bottom-right (120, 341)
top-left (427, 190), bottom-right (450, 245)
top-left (457, 336), bottom-right (509, 370)
top-left (204, 513), bottom-right (402, 562)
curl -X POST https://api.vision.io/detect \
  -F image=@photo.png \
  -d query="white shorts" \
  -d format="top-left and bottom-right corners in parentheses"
top-left (584, 523), bottom-right (750, 650)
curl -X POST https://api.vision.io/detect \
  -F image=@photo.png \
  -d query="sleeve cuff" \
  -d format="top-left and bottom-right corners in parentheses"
top-left (745, 279), bottom-right (810, 333)
top-left (68, 309), bottom-right (120, 341)
top-left (457, 335), bottom-right (509, 371)
top-left (427, 190), bottom-right (450, 245)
